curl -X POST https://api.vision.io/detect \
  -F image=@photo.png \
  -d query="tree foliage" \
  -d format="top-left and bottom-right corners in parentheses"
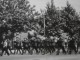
top-left (44, 0), bottom-right (61, 37)
top-left (0, 0), bottom-right (39, 42)
top-left (61, 1), bottom-right (80, 37)
top-left (41, 0), bottom-right (80, 38)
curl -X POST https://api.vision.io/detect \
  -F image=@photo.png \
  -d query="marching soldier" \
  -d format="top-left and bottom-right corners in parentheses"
top-left (68, 37), bottom-right (77, 54)
top-left (56, 37), bottom-right (66, 55)
top-left (1, 40), bottom-right (10, 56)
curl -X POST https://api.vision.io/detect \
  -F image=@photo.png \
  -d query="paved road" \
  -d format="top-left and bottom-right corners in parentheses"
top-left (0, 54), bottom-right (80, 60)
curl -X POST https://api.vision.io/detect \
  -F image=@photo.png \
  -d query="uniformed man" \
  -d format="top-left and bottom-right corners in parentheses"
top-left (68, 37), bottom-right (77, 54)
top-left (1, 40), bottom-right (10, 56)
top-left (56, 37), bottom-right (66, 55)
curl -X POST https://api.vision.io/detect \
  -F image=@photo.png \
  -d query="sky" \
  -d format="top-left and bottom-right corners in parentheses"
top-left (29, 0), bottom-right (80, 13)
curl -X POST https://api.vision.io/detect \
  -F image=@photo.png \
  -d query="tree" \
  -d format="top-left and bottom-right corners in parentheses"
top-left (44, 0), bottom-right (60, 37)
top-left (61, 1), bottom-right (80, 37)
top-left (0, 0), bottom-right (38, 42)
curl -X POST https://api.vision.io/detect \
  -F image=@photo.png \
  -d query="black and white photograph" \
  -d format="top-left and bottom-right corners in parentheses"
top-left (0, 0), bottom-right (80, 60)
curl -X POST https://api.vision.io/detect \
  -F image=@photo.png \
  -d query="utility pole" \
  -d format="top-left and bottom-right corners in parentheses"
top-left (44, 14), bottom-right (46, 37)
top-left (41, 10), bottom-right (46, 37)
top-left (44, 17), bottom-right (45, 37)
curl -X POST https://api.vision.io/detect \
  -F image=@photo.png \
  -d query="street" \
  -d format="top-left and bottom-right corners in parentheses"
top-left (0, 54), bottom-right (80, 60)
